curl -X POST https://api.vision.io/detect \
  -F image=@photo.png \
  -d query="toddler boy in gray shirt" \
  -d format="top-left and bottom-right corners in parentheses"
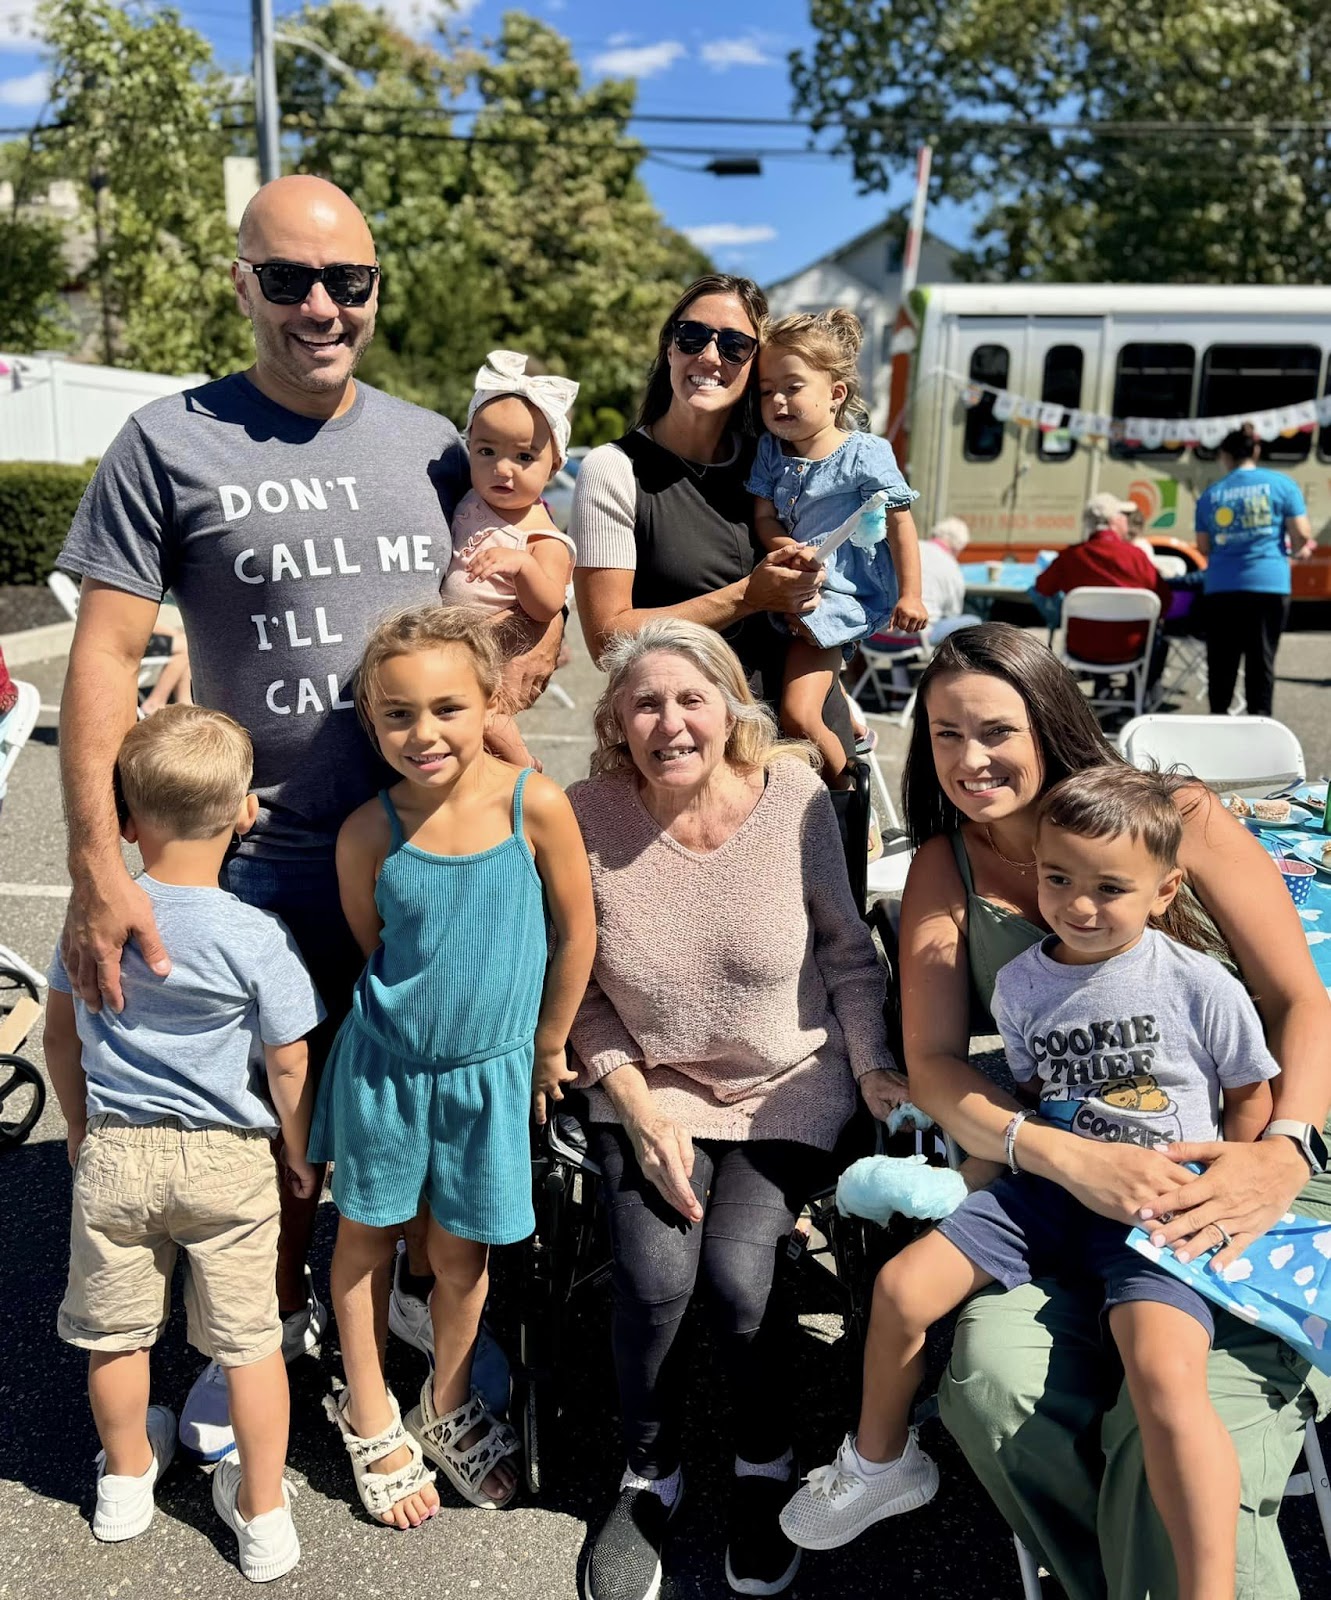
top-left (44, 707), bottom-right (323, 1582)
top-left (782, 767), bottom-right (1275, 1600)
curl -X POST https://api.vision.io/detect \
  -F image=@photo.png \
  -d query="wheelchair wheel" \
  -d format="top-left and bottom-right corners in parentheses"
top-left (0, 1053), bottom-right (46, 1147)
top-left (521, 1158), bottom-right (570, 1496)
top-left (0, 963), bottom-right (38, 1023)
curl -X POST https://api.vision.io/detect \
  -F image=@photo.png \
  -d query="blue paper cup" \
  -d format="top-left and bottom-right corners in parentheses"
top-left (1278, 859), bottom-right (1315, 907)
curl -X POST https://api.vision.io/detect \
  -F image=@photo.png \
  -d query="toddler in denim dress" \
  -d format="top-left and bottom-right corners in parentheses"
top-left (749, 308), bottom-right (926, 786)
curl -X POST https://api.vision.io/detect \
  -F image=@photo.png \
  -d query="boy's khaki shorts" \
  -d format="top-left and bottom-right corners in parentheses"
top-left (59, 1115), bottom-right (282, 1367)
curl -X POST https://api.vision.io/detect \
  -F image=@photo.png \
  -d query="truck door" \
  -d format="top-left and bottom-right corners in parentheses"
top-left (937, 317), bottom-right (1027, 548)
top-left (1010, 319), bottom-right (1101, 548)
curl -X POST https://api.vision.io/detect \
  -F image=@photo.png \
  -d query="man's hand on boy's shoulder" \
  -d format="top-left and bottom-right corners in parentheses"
top-left (62, 867), bottom-right (171, 1013)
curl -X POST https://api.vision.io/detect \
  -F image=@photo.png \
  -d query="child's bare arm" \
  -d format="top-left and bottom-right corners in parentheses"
top-left (754, 496), bottom-right (794, 552)
top-left (523, 775), bottom-right (597, 1124)
top-left (1222, 1079), bottom-right (1274, 1144)
top-left (466, 536), bottom-right (569, 624)
top-left (43, 988), bottom-right (89, 1164)
top-left (265, 1038), bottom-right (317, 1197)
top-left (335, 803), bottom-right (388, 959)
top-left (885, 506), bottom-right (928, 632)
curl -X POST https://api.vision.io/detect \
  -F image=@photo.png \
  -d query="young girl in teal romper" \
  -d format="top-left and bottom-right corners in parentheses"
top-left (309, 603), bottom-right (595, 1530)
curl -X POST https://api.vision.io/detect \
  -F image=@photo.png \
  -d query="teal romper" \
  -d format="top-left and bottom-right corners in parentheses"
top-left (308, 770), bottom-right (542, 1243)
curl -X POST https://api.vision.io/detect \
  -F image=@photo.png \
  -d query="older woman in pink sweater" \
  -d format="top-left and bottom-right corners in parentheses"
top-left (568, 619), bottom-right (906, 1600)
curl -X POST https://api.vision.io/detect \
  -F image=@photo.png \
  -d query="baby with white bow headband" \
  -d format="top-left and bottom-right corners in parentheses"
top-left (442, 350), bottom-right (579, 768)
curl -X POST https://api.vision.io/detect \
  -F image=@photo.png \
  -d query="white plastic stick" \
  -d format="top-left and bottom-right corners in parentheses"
top-left (810, 489), bottom-right (894, 567)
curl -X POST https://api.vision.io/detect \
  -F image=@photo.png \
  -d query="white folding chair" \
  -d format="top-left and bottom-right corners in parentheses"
top-left (1056, 587), bottom-right (1161, 721)
top-left (1118, 714), bottom-right (1305, 798)
top-left (0, 681), bottom-right (41, 810)
top-left (848, 632), bottom-right (932, 729)
top-left (46, 571), bottom-right (175, 693)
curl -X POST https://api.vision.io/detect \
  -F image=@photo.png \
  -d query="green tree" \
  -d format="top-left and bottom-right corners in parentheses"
top-left (0, 138), bottom-right (75, 350)
top-left (279, 4), bottom-right (710, 437)
top-left (793, 0), bottom-right (1331, 282)
top-left (34, 0), bottom-right (250, 373)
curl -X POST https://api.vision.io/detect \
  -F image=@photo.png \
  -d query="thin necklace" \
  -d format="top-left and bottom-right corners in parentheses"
top-left (985, 824), bottom-right (1035, 873)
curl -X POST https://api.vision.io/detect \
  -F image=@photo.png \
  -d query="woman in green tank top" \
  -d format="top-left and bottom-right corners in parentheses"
top-left (895, 622), bottom-right (1331, 1600)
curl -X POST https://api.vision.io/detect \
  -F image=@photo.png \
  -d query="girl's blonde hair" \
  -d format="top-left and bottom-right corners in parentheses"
top-left (354, 603), bottom-right (503, 741)
top-left (590, 619), bottom-right (817, 778)
top-left (761, 308), bottom-right (868, 430)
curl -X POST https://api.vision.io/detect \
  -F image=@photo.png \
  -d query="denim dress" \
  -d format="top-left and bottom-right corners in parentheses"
top-left (747, 430), bottom-right (918, 649)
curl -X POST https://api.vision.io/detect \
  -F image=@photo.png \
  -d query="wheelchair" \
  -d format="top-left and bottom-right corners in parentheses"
top-left (0, 950), bottom-right (47, 1149)
top-left (516, 759), bottom-right (910, 1494)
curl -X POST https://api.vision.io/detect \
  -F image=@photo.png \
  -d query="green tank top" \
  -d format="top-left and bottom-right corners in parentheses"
top-left (948, 831), bottom-right (1045, 1025)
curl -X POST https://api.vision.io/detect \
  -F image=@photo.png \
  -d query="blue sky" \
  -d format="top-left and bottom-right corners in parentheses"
top-left (0, 0), bottom-right (973, 285)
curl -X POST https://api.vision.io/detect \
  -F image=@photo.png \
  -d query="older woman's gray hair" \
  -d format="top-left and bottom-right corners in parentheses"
top-left (589, 619), bottom-right (816, 778)
top-left (929, 516), bottom-right (970, 556)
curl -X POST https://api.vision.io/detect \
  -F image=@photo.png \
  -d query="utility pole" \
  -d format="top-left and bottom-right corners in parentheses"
top-left (251, 0), bottom-right (280, 184)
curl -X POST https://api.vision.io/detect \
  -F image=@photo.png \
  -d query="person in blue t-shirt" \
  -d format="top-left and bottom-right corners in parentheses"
top-left (1194, 427), bottom-right (1316, 717)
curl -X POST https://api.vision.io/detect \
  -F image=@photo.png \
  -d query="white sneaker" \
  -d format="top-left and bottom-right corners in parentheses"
top-left (778, 1431), bottom-right (938, 1550)
top-left (180, 1361), bottom-right (234, 1463)
top-left (212, 1452), bottom-right (300, 1583)
top-left (387, 1243), bottom-right (511, 1417)
top-left (92, 1404), bottom-right (177, 1542)
top-left (279, 1266), bottom-right (328, 1363)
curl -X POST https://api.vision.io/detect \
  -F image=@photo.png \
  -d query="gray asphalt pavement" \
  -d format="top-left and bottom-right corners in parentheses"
top-left (1, 616), bottom-right (1329, 1599)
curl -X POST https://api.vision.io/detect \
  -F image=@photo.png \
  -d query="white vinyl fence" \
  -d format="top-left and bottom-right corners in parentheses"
top-left (0, 354), bottom-right (206, 464)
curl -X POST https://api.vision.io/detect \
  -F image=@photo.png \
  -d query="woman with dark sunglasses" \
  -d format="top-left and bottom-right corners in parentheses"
top-left (571, 276), bottom-right (853, 750)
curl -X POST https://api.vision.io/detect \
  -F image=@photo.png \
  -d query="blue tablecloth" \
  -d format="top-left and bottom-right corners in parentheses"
top-left (1246, 785), bottom-right (1331, 994)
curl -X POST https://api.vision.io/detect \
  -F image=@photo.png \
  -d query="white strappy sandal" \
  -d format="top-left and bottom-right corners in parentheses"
top-left (323, 1386), bottom-right (436, 1525)
top-left (404, 1378), bottom-right (521, 1510)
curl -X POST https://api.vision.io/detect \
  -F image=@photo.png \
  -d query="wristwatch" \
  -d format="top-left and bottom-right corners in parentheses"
top-left (1261, 1120), bottom-right (1330, 1176)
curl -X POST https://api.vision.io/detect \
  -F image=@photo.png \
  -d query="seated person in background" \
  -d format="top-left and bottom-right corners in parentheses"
top-left (1034, 492), bottom-right (1172, 684)
top-left (917, 516), bottom-right (982, 644)
top-left (0, 642), bottom-right (17, 717)
top-left (42, 706), bottom-right (324, 1582)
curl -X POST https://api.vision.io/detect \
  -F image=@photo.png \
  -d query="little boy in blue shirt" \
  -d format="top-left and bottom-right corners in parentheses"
top-left (44, 705), bottom-right (323, 1583)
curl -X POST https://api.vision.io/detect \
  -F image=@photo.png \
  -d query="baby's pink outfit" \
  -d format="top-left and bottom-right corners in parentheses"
top-left (441, 489), bottom-right (575, 615)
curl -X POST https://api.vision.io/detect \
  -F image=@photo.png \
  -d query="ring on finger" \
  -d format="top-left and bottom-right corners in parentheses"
top-left (1215, 1224), bottom-right (1233, 1250)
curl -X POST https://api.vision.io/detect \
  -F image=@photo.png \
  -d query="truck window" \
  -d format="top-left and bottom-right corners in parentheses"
top-left (964, 344), bottom-right (1008, 461)
top-left (1321, 365), bottom-right (1331, 464)
top-left (1196, 344), bottom-right (1321, 465)
top-left (1038, 344), bottom-right (1084, 461)
top-left (1110, 343), bottom-right (1193, 460)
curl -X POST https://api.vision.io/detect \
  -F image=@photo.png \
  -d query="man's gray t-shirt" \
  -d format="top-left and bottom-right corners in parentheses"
top-left (48, 875), bottom-right (325, 1133)
top-left (59, 374), bottom-right (467, 858)
top-left (991, 928), bottom-right (1278, 1149)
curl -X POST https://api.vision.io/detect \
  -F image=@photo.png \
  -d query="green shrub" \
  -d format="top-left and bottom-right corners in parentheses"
top-left (0, 461), bottom-right (95, 585)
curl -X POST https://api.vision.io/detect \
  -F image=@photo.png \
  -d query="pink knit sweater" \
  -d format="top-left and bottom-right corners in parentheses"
top-left (567, 757), bottom-right (893, 1150)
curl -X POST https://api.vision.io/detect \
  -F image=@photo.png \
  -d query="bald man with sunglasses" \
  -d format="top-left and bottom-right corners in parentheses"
top-left (55, 175), bottom-right (556, 1437)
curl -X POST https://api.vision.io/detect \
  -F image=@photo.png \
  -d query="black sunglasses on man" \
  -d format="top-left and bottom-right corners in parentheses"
top-left (236, 258), bottom-right (380, 308)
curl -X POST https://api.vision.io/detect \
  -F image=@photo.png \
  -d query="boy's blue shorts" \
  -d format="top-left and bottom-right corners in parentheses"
top-left (937, 1170), bottom-right (1215, 1339)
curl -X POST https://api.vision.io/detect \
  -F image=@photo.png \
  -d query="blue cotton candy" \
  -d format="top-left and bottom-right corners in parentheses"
top-left (849, 503), bottom-right (887, 552)
top-left (836, 1155), bottom-right (968, 1225)
top-left (885, 1102), bottom-right (934, 1136)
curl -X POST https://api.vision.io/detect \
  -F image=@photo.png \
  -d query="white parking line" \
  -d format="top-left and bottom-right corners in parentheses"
top-left (0, 883), bottom-right (71, 899)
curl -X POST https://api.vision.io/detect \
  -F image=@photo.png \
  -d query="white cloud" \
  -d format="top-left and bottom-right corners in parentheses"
top-left (0, 1), bottom-right (41, 52)
top-left (591, 40), bottom-right (686, 79)
top-left (700, 35), bottom-right (780, 71)
top-left (0, 67), bottom-right (46, 108)
top-left (372, 0), bottom-right (479, 33)
top-left (683, 223), bottom-right (777, 250)
top-left (606, 32), bottom-right (634, 48)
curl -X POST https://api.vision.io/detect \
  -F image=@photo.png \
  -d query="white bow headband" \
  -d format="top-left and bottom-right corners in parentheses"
top-left (466, 350), bottom-right (579, 465)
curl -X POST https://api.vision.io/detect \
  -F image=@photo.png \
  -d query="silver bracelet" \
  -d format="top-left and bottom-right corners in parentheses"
top-left (1004, 1111), bottom-right (1029, 1174)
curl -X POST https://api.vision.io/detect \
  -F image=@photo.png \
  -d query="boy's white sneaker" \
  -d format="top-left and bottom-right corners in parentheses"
top-left (212, 1453), bottom-right (301, 1583)
top-left (92, 1404), bottom-right (178, 1542)
top-left (778, 1430), bottom-right (938, 1550)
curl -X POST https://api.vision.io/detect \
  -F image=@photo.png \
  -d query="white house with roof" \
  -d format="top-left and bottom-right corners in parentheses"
top-left (764, 221), bottom-right (963, 429)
